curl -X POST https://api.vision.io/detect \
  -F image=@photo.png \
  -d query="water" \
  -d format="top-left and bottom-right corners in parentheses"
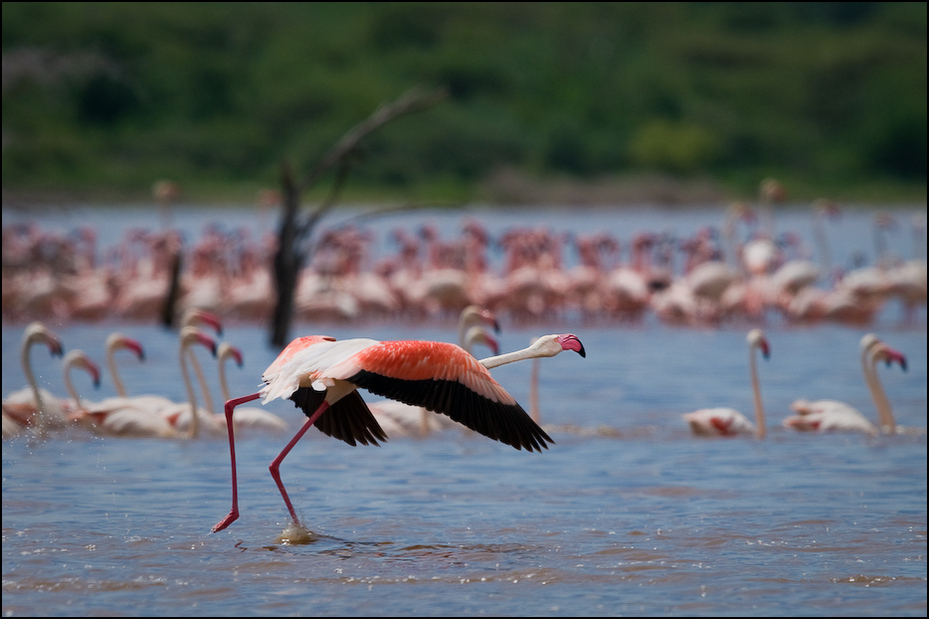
top-left (3, 204), bottom-right (927, 616)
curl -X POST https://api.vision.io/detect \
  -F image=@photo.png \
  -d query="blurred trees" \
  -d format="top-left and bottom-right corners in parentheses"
top-left (2, 2), bottom-right (926, 201)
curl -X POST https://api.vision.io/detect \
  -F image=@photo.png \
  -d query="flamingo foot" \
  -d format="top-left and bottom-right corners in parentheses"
top-left (212, 510), bottom-right (239, 533)
top-left (275, 522), bottom-right (318, 545)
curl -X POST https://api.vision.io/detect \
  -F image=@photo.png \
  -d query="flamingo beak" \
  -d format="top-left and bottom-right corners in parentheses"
top-left (558, 334), bottom-right (586, 358)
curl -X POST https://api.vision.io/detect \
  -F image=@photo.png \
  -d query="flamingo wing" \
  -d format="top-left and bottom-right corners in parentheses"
top-left (339, 340), bottom-right (553, 452)
top-left (289, 387), bottom-right (387, 446)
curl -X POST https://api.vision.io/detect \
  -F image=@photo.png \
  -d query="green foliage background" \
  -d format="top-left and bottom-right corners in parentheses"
top-left (2, 2), bottom-right (926, 204)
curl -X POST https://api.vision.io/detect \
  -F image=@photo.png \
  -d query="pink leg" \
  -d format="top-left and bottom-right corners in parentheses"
top-left (269, 401), bottom-right (331, 529)
top-left (212, 392), bottom-right (261, 533)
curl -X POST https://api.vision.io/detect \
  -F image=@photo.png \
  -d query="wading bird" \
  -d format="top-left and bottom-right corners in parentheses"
top-left (784, 334), bottom-right (907, 436)
top-left (212, 332), bottom-right (585, 533)
top-left (683, 328), bottom-right (770, 439)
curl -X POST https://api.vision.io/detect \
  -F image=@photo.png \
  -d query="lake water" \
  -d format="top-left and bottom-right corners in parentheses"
top-left (2, 203), bottom-right (927, 616)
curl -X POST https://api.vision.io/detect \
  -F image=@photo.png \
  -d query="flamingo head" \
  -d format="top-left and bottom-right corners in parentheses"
top-left (747, 328), bottom-right (770, 359)
top-left (219, 342), bottom-right (245, 368)
top-left (180, 326), bottom-right (218, 358)
top-left (876, 344), bottom-right (907, 372)
top-left (556, 333), bottom-right (587, 357)
top-left (108, 333), bottom-right (145, 361)
top-left (25, 322), bottom-right (64, 358)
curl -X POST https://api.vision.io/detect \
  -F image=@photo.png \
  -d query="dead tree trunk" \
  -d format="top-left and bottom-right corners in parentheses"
top-left (269, 87), bottom-right (447, 347)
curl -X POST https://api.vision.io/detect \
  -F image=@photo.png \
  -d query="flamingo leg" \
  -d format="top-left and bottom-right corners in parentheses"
top-left (268, 401), bottom-right (331, 529)
top-left (212, 392), bottom-right (261, 533)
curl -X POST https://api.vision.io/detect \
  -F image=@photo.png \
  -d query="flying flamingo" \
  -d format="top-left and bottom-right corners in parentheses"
top-left (783, 334), bottom-right (907, 436)
top-left (211, 332), bottom-right (585, 534)
top-left (682, 328), bottom-right (770, 439)
top-left (2, 322), bottom-right (67, 439)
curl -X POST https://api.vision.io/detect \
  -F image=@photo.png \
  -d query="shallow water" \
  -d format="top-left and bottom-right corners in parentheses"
top-left (3, 204), bottom-right (927, 616)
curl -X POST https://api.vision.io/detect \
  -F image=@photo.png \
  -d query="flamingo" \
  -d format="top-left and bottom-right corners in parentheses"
top-left (682, 328), bottom-right (770, 439)
top-left (60, 350), bottom-right (178, 438)
top-left (157, 326), bottom-right (221, 438)
top-left (784, 334), bottom-right (907, 436)
top-left (2, 322), bottom-right (67, 438)
top-left (69, 329), bottom-right (217, 439)
top-left (212, 332), bottom-right (585, 533)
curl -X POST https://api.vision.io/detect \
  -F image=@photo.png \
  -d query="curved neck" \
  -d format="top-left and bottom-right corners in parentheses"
top-left (63, 360), bottom-right (85, 410)
top-left (22, 334), bottom-right (48, 436)
top-left (180, 340), bottom-right (201, 439)
top-left (186, 346), bottom-right (214, 415)
top-left (750, 343), bottom-right (766, 440)
top-left (863, 346), bottom-right (896, 434)
top-left (107, 343), bottom-right (128, 398)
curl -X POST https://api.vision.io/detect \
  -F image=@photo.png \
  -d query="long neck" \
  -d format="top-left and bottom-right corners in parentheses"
top-left (750, 343), bottom-right (766, 440)
top-left (180, 341), bottom-right (201, 439)
top-left (481, 345), bottom-right (544, 370)
top-left (107, 343), bottom-right (128, 398)
top-left (187, 346), bottom-right (215, 415)
top-left (218, 350), bottom-right (232, 403)
top-left (529, 358), bottom-right (540, 424)
top-left (22, 334), bottom-right (48, 437)
top-left (864, 346), bottom-right (896, 434)
top-left (813, 213), bottom-right (832, 272)
top-left (63, 361), bottom-right (84, 411)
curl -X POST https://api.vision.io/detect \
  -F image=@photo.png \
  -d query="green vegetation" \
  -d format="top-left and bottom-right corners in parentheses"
top-left (2, 2), bottom-right (926, 205)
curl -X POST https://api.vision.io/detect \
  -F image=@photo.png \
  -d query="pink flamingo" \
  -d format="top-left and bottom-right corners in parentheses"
top-left (784, 334), bottom-right (907, 436)
top-left (61, 350), bottom-right (179, 439)
top-left (157, 326), bottom-right (221, 438)
top-left (683, 329), bottom-right (770, 439)
top-left (212, 332), bottom-right (585, 534)
top-left (2, 322), bottom-right (67, 438)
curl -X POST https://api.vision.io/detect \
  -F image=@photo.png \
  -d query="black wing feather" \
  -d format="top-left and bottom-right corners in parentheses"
top-left (347, 370), bottom-right (553, 452)
top-left (288, 387), bottom-right (388, 446)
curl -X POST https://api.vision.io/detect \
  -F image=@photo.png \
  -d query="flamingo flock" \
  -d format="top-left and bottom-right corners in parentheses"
top-left (2, 313), bottom-right (289, 441)
top-left (2, 204), bottom-right (924, 329)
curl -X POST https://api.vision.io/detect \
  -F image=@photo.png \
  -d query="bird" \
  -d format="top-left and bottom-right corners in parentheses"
top-left (58, 350), bottom-right (178, 439)
top-left (157, 326), bottom-right (221, 438)
top-left (212, 332), bottom-right (586, 533)
top-left (2, 322), bottom-right (67, 438)
top-left (682, 329), bottom-right (770, 439)
top-left (784, 334), bottom-right (907, 436)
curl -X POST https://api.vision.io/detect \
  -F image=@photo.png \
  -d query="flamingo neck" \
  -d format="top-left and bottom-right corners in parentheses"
top-left (750, 342), bottom-right (766, 440)
top-left (22, 334), bottom-right (48, 437)
top-left (186, 346), bottom-right (215, 415)
top-left (218, 350), bottom-right (232, 403)
top-left (480, 343), bottom-right (551, 370)
top-left (180, 341), bottom-right (200, 439)
top-left (529, 358), bottom-right (540, 424)
top-left (63, 360), bottom-right (84, 411)
top-left (107, 344), bottom-right (128, 398)
top-left (863, 346), bottom-right (896, 434)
